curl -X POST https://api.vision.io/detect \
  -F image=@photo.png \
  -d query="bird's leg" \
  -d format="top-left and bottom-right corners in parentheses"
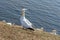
top-left (22, 27), bottom-right (28, 31)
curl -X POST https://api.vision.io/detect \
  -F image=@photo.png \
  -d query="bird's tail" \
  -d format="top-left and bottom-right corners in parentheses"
top-left (27, 28), bottom-right (35, 31)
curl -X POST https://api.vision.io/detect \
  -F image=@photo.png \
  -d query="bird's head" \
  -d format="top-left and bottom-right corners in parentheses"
top-left (21, 8), bottom-right (27, 17)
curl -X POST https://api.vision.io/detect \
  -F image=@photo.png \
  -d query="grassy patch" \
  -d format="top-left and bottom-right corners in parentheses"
top-left (0, 21), bottom-right (60, 40)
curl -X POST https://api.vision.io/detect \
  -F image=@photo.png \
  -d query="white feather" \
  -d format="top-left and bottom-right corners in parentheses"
top-left (6, 23), bottom-right (12, 25)
top-left (20, 8), bottom-right (33, 28)
top-left (20, 17), bottom-right (33, 28)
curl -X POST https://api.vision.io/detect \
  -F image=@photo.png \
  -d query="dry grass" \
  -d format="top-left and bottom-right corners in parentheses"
top-left (0, 21), bottom-right (60, 40)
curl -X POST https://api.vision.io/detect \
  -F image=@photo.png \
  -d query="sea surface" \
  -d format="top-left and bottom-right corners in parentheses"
top-left (0, 0), bottom-right (60, 34)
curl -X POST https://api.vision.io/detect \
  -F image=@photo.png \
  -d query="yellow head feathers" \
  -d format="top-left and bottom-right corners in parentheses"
top-left (21, 8), bottom-right (27, 16)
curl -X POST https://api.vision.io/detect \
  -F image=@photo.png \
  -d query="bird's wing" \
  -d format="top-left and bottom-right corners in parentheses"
top-left (24, 18), bottom-right (32, 26)
top-left (25, 19), bottom-right (36, 28)
top-left (20, 17), bottom-right (33, 28)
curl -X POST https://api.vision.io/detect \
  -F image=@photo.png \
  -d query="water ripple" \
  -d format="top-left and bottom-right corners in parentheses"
top-left (0, 0), bottom-right (60, 34)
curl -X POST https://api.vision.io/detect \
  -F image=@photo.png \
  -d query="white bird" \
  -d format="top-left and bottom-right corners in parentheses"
top-left (50, 29), bottom-right (57, 35)
top-left (20, 8), bottom-right (34, 31)
top-left (2, 20), bottom-right (6, 22)
top-left (6, 22), bottom-right (12, 25)
top-left (36, 27), bottom-right (44, 31)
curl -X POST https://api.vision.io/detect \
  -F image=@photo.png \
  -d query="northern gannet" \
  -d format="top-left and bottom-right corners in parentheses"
top-left (6, 22), bottom-right (12, 25)
top-left (20, 8), bottom-right (34, 31)
top-left (50, 29), bottom-right (57, 35)
top-left (36, 27), bottom-right (44, 31)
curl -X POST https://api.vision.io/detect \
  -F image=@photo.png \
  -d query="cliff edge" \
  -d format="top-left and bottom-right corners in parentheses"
top-left (0, 21), bottom-right (60, 40)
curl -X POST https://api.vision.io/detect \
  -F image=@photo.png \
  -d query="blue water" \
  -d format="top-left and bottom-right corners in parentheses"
top-left (0, 0), bottom-right (60, 34)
